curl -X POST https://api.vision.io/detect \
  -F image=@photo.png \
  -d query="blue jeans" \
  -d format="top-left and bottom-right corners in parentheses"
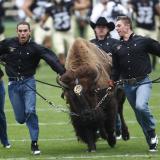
top-left (0, 80), bottom-right (10, 146)
top-left (116, 114), bottom-right (121, 133)
top-left (124, 77), bottom-right (156, 144)
top-left (8, 77), bottom-right (39, 141)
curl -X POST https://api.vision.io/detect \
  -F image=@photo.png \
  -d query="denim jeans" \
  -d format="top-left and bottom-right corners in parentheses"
top-left (124, 76), bottom-right (156, 144)
top-left (0, 80), bottom-right (10, 146)
top-left (116, 114), bottom-right (121, 132)
top-left (8, 77), bottom-right (39, 141)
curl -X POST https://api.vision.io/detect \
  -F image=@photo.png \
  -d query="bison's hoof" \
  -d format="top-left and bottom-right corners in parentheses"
top-left (86, 149), bottom-right (96, 153)
top-left (109, 142), bottom-right (116, 148)
top-left (107, 135), bottom-right (116, 148)
top-left (122, 133), bottom-right (130, 141)
top-left (87, 144), bottom-right (96, 152)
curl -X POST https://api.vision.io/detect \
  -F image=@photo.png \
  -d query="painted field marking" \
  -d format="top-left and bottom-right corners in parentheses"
top-left (1, 154), bottom-right (159, 160)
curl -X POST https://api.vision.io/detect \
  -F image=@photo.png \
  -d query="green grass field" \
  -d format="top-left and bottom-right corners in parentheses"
top-left (0, 21), bottom-right (160, 160)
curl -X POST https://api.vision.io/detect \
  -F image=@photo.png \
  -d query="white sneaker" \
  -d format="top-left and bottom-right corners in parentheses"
top-left (149, 135), bottom-right (158, 152)
top-left (32, 150), bottom-right (41, 155)
top-left (4, 144), bottom-right (11, 149)
top-left (31, 142), bottom-right (41, 155)
top-left (116, 134), bottom-right (122, 140)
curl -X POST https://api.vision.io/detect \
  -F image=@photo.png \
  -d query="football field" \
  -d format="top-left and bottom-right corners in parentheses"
top-left (0, 21), bottom-right (160, 160)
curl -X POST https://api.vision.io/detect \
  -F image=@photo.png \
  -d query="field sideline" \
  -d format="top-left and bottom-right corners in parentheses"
top-left (0, 21), bottom-right (160, 160)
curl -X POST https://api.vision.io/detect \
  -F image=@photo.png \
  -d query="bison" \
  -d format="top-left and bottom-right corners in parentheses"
top-left (58, 38), bottom-right (129, 152)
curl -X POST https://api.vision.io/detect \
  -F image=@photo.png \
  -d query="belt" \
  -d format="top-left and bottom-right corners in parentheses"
top-left (8, 76), bottom-right (29, 81)
top-left (134, 76), bottom-right (147, 82)
top-left (118, 76), bottom-right (147, 85)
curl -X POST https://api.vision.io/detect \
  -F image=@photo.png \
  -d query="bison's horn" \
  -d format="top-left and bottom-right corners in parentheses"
top-left (56, 76), bottom-right (70, 89)
top-left (94, 68), bottom-right (100, 82)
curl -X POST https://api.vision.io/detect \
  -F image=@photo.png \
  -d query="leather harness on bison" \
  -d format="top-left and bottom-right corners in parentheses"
top-left (58, 38), bottom-right (129, 152)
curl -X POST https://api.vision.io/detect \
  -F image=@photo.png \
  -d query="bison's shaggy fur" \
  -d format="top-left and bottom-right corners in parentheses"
top-left (65, 37), bottom-right (112, 88)
top-left (60, 38), bottom-right (129, 152)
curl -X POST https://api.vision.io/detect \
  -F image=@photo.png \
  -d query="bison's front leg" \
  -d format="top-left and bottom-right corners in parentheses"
top-left (118, 106), bottom-right (130, 141)
top-left (103, 95), bottom-right (117, 148)
top-left (72, 121), bottom-right (97, 152)
top-left (76, 127), bottom-right (97, 152)
top-left (116, 88), bottom-right (130, 140)
top-left (85, 129), bottom-right (97, 152)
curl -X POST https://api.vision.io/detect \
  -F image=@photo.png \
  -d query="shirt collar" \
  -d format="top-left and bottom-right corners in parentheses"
top-left (16, 37), bottom-right (32, 45)
top-left (120, 33), bottom-right (135, 41)
top-left (96, 34), bottom-right (111, 42)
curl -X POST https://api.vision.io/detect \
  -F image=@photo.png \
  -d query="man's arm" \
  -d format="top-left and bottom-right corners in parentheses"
top-left (74, 0), bottom-right (91, 11)
top-left (36, 45), bottom-right (65, 75)
top-left (21, 0), bottom-right (39, 21)
top-left (0, 39), bottom-right (8, 57)
top-left (110, 47), bottom-right (120, 81)
top-left (146, 38), bottom-right (160, 57)
top-left (155, 1), bottom-right (160, 16)
top-left (21, 0), bottom-right (34, 19)
top-left (40, 13), bottom-right (50, 28)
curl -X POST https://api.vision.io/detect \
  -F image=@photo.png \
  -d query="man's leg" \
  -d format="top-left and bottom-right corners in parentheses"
top-left (124, 84), bottom-right (149, 141)
top-left (0, 80), bottom-right (10, 147)
top-left (124, 77), bottom-right (158, 151)
top-left (115, 114), bottom-right (122, 139)
top-left (23, 78), bottom-right (40, 155)
top-left (136, 81), bottom-right (155, 132)
top-left (136, 79), bottom-right (157, 151)
top-left (8, 82), bottom-right (26, 123)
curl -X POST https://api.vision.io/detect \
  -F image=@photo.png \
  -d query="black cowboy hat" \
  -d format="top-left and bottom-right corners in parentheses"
top-left (90, 17), bottom-right (115, 31)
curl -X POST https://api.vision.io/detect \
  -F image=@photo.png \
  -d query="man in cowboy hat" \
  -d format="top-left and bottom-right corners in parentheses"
top-left (90, 16), bottom-right (124, 140)
top-left (90, 17), bottom-right (115, 30)
top-left (90, 17), bottom-right (118, 54)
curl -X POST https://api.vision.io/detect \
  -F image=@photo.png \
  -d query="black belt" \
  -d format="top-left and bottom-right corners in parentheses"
top-left (118, 76), bottom-right (147, 85)
top-left (8, 76), bottom-right (29, 81)
top-left (135, 76), bottom-right (147, 82)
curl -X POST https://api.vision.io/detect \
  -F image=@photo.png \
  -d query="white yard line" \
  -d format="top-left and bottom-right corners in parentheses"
top-left (10, 138), bottom-right (76, 142)
top-left (9, 136), bottom-right (152, 142)
top-left (5, 103), bottom-right (160, 113)
top-left (1, 154), bottom-right (159, 160)
top-left (5, 108), bottom-right (57, 112)
top-left (36, 154), bottom-right (160, 159)
top-left (7, 120), bottom-right (160, 126)
top-left (7, 122), bottom-right (70, 126)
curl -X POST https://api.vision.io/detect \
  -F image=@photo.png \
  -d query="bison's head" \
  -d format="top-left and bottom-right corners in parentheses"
top-left (61, 65), bottom-right (99, 91)
top-left (58, 64), bottom-right (103, 121)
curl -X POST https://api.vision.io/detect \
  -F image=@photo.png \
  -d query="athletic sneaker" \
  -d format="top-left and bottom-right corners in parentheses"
top-left (31, 141), bottom-right (41, 155)
top-left (4, 144), bottom-right (11, 149)
top-left (149, 135), bottom-right (158, 152)
top-left (116, 130), bottom-right (122, 140)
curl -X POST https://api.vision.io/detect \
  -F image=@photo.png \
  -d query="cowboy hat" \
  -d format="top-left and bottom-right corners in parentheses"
top-left (90, 17), bottom-right (115, 31)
